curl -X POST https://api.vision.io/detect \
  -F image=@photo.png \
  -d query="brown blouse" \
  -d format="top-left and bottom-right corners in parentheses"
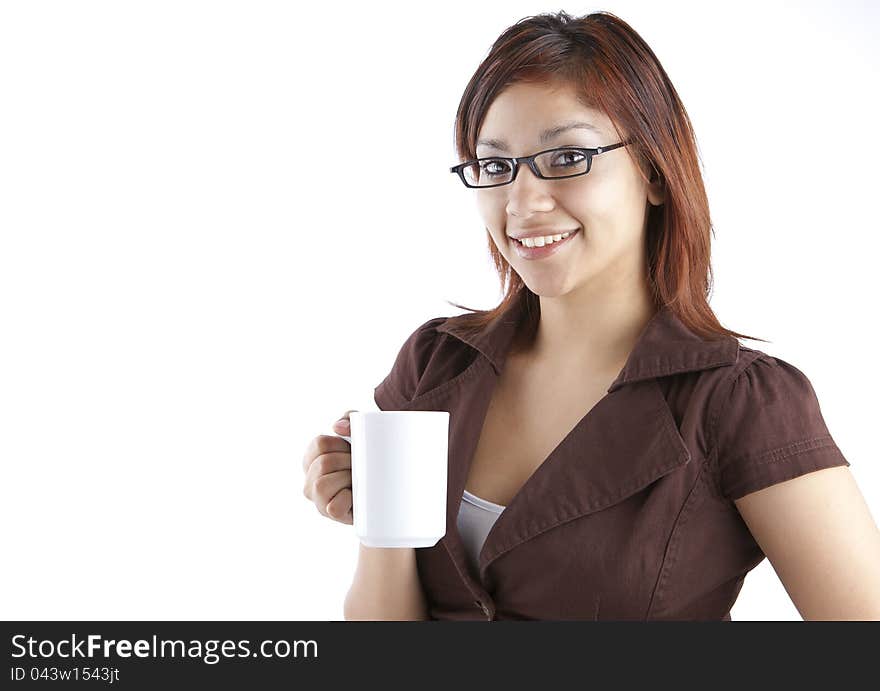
top-left (373, 290), bottom-right (850, 621)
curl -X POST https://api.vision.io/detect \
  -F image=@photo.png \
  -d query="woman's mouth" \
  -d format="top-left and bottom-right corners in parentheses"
top-left (509, 228), bottom-right (580, 260)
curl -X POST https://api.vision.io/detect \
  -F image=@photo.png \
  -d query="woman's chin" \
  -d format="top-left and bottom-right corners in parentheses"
top-left (518, 275), bottom-right (576, 298)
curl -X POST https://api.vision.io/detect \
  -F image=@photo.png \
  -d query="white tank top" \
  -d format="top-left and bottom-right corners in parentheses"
top-left (456, 489), bottom-right (506, 572)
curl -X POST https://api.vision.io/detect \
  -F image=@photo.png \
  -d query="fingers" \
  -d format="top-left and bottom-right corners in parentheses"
top-left (301, 433), bottom-right (350, 474)
top-left (325, 487), bottom-right (354, 523)
top-left (301, 411), bottom-right (358, 476)
top-left (304, 468), bottom-right (353, 521)
top-left (312, 468), bottom-right (352, 506)
top-left (299, 410), bottom-right (359, 526)
top-left (303, 452), bottom-right (352, 496)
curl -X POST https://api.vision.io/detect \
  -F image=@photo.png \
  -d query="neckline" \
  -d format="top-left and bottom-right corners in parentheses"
top-left (462, 488), bottom-right (506, 512)
top-left (461, 353), bottom-right (615, 571)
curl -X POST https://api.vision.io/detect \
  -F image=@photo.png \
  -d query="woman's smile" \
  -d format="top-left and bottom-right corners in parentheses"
top-left (510, 228), bottom-right (581, 260)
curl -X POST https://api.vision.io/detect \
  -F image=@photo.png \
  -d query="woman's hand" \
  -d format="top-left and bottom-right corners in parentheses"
top-left (301, 410), bottom-right (357, 525)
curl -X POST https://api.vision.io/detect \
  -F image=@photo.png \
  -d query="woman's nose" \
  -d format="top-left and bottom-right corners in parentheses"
top-left (505, 163), bottom-right (556, 216)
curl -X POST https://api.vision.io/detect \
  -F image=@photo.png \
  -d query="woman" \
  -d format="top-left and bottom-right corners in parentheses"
top-left (303, 10), bottom-right (880, 620)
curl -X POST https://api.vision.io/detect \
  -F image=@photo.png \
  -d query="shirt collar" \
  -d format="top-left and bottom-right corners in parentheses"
top-left (435, 289), bottom-right (739, 392)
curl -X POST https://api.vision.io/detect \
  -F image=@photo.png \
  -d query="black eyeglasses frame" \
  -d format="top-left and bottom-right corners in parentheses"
top-left (449, 139), bottom-right (634, 189)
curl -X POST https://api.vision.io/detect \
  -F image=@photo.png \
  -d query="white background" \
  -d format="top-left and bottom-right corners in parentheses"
top-left (1, 0), bottom-right (877, 621)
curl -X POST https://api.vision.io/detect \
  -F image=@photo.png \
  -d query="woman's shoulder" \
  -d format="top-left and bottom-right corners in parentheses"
top-left (704, 342), bottom-right (846, 501)
top-left (720, 343), bottom-right (819, 392)
top-left (704, 342), bottom-right (828, 426)
top-left (373, 314), bottom-right (479, 409)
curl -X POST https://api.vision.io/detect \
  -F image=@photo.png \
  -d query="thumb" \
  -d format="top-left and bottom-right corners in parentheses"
top-left (332, 410), bottom-right (358, 429)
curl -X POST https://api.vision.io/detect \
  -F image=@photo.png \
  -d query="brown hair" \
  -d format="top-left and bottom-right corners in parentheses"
top-left (444, 10), bottom-right (767, 345)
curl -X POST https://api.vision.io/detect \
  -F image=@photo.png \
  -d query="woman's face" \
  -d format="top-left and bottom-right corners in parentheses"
top-left (474, 80), bottom-right (664, 298)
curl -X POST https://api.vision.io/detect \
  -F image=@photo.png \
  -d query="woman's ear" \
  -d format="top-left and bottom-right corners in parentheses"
top-left (647, 165), bottom-right (665, 206)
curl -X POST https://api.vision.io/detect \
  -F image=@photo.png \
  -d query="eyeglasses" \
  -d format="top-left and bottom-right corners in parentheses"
top-left (450, 139), bottom-right (633, 188)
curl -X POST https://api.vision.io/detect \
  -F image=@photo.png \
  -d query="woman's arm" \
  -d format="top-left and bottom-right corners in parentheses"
top-left (733, 465), bottom-right (880, 620)
top-left (343, 544), bottom-right (430, 621)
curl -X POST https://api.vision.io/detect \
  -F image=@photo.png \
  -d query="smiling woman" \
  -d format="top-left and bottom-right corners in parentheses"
top-left (445, 12), bottom-right (738, 347)
top-left (331, 9), bottom-right (880, 622)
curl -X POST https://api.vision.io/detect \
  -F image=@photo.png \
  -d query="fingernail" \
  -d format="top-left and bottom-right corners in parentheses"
top-left (335, 419), bottom-right (349, 429)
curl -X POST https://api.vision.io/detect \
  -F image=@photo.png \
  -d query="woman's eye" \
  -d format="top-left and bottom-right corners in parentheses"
top-left (480, 159), bottom-right (511, 177)
top-left (552, 150), bottom-right (586, 167)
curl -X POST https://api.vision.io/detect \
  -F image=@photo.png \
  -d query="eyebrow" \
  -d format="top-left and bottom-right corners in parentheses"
top-left (476, 121), bottom-right (603, 153)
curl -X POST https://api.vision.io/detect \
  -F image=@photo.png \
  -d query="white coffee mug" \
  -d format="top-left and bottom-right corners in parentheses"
top-left (337, 410), bottom-right (449, 548)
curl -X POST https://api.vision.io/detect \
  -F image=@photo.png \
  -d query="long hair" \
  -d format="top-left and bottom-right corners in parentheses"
top-left (444, 10), bottom-right (767, 345)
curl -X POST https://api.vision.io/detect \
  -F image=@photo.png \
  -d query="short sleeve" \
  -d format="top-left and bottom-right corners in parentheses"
top-left (711, 355), bottom-right (849, 501)
top-left (373, 316), bottom-right (448, 410)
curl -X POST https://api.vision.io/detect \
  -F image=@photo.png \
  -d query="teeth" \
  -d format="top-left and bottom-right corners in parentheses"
top-left (517, 231), bottom-right (571, 248)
